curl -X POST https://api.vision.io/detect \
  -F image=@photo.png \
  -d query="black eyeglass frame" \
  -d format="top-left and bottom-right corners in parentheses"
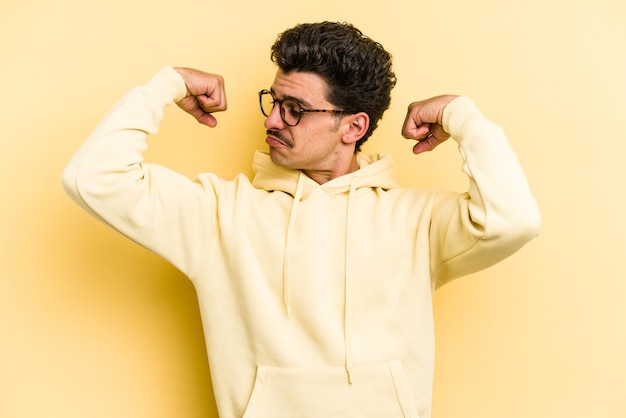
top-left (258, 89), bottom-right (347, 127)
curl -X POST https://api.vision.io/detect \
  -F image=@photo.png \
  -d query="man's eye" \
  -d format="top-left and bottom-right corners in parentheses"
top-left (283, 101), bottom-right (301, 117)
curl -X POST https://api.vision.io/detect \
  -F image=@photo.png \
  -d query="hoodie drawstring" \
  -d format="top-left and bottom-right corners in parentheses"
top-left (282, 172), bottom-right (358, 385)
top-left (283, 172), bottom-right (305, 316)
top-left (344, 176), bottom-right (359, 384)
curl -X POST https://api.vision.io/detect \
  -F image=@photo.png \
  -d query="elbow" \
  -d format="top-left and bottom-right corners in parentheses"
top-left (61, 157), bottom-right (96, 204)
top-left (60, 161), bottom-right (111, 224)
top-left (519, 203), bottom-right (542, 241)
top-left (61, 159), bottom-right (95, 210)
top-left (498, 204), bottom-right (542, 249)
top-left (61, 163), bottom-right (80, 201)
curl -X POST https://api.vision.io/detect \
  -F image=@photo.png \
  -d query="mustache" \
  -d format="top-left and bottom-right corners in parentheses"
top-left (266, 130), bottom-right (293, 147)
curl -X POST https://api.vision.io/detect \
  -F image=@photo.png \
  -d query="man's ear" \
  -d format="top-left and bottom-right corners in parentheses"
top-left (342, 112), bottom-right (370, 145)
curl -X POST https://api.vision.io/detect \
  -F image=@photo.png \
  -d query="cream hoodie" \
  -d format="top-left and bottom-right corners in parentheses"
top-left (62, 67), bottom-right (540, 418)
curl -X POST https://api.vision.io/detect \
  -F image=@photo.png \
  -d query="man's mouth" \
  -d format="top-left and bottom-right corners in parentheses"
top-left (266, 130), bottom-right (293, 148)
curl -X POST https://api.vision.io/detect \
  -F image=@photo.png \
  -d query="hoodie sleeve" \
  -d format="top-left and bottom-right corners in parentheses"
top-left (61, 67), bottom-right (218, 277)
top-left (429, 97), bottom-right (541, 287)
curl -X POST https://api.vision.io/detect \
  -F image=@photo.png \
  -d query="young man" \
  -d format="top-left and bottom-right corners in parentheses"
top-left (63, 22), bottom-right (540, 418)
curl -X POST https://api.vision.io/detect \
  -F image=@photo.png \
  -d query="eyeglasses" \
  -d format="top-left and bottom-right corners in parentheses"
top-left (258, 89), bottom-right (347, 127)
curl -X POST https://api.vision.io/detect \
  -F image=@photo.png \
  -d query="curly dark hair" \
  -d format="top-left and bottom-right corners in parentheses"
top-left (270, 21), bottom-right (397, 153)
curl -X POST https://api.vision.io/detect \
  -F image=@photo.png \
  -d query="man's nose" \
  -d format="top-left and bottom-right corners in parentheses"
top-left (264, 105), bottom-right (286, 129)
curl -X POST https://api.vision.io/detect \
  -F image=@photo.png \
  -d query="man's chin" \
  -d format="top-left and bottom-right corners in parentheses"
top-left (268, 147), bottom-right (295, 169)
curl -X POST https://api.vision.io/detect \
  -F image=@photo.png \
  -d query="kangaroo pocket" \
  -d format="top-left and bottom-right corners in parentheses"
top-left (242, 361), bottom-right (420, 418)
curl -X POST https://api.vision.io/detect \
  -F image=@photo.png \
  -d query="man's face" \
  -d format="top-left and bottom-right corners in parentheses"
top-left (263, 70), bottom-right (352, 179)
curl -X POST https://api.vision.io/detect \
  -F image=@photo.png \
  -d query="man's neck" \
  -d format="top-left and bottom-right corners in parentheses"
top-left (302, 155), bottom-right (359, 184)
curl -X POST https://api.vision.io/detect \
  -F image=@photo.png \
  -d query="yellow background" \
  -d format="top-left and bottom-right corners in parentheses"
top-left (2, 0), bottom-right (625, 417)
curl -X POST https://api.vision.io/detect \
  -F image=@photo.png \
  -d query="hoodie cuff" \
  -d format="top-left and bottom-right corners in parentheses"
top-left (442, 96), bottom-right (485, 143)
top-left (141, 67), bottom-right (188, 108)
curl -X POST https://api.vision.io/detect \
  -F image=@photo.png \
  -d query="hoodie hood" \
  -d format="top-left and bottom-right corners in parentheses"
top-left (251, 151), bottom-right (399, 197)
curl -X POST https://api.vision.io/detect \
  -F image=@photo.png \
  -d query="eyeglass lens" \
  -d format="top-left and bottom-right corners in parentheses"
top-left (259, 91), bottom-right (301, 126)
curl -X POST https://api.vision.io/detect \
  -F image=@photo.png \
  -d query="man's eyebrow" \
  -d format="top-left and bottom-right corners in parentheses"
top-left (269, 88), bottom-right (313, 108)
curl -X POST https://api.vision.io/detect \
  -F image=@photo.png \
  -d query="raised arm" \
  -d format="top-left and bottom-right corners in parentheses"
top-left (61, 67), bottom-right (227, 276)
top-left (402, 96), bottom-right (541, 286)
